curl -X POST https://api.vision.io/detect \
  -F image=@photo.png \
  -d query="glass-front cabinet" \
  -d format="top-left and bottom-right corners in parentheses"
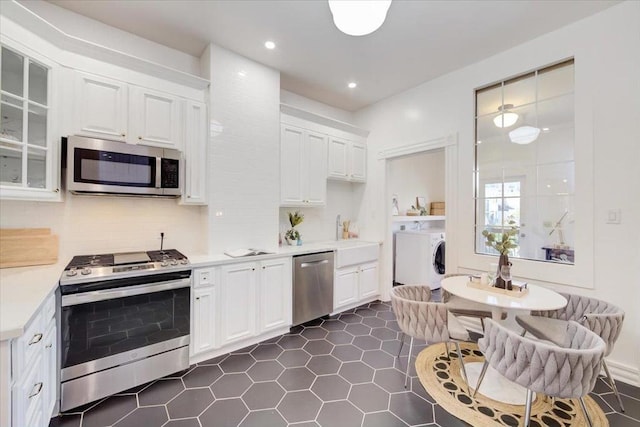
top-left (0, 43), bottom-right (58, 200)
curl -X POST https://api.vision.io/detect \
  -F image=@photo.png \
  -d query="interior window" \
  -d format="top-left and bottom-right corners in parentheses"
top-left (474, 59), bottom-right (575, 264)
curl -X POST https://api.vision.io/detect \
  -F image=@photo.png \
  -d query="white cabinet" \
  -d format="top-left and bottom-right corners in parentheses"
top-left (72, 71), bottom-right (184, 149)
top-left (328, 137), bottom-right (366, 182)
top-left (219, 263), bottom-right (258, 346)
top-left (333, 244), bottom-right (380, 312)
top-left (5, 293), bottom-right (57, 427)
top-left (129, 86), bottom-right (182, 148)
top-left (191, 268), bottom-right (218, 357)
top-left (74, 72), bottom-right (128, 141)
top-left (258, 258), bottom-right (292, 333)
top-left (280, 124), bottom-right (327, 207)
top-left (181, 100), bottom-right (208, 204)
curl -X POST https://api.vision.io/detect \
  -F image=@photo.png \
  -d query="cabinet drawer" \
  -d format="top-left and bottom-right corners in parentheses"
top-left (335, 244), bottom-right (379, 268)
top-left (194, 267), bottom-right (217, 288)
top-left (13, 310), bottom-right (44, 377)
top-left (12, 354), bottom-right (44, 427)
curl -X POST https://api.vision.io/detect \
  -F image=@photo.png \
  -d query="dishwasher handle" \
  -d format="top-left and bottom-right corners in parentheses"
top-left (299, 259), bottom-right (329, 268)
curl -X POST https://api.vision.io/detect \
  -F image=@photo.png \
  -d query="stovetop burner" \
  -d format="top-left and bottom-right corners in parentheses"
top-left (61, 249), bottom-right (190, 285)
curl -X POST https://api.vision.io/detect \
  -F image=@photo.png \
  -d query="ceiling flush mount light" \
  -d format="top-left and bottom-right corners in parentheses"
top-left (348, 82), bottom-right (357, 89)
top-left (328, 0), bottom-right (392, 36)
top-left (264, 41), bottom-right (276, 50)
top-left (509, 125), bottom-right (541, 144)
top-left (493, 104), bottom-right (519, 128)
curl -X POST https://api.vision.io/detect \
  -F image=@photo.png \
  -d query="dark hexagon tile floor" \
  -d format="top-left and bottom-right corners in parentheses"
top-left (51, 300), bottom-right (640, 427)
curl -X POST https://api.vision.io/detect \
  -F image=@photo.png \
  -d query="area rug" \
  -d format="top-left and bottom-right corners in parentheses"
top-left (415, 342), bottom-right (609, 427)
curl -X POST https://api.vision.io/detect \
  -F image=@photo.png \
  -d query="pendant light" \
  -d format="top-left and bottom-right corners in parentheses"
top-left (509, 126), bottom-right (541, 144)
top-left (328, 0), bottom-right (392, 36)
top-left (493, 104), bottom-right (519, 128)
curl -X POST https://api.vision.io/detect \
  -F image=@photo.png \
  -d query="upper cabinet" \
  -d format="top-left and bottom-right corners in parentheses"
top-left (73, 71), bottom-right (184, 149)
top-left (280, 124), bottom-right (327, 207)
top-left (182, 100), bottom-right (208, 204)
top-left (0, 43), bottom-right (60, 201)
top-left (327, 137), bottom-right (366, 182)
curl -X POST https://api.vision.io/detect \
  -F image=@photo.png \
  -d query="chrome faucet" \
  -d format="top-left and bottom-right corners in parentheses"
top-left (336, 214), bottom-right (341, 240)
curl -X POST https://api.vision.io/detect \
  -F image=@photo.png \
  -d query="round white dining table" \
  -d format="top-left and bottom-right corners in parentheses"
top-left (441, 275), bottom-right (567, 321)
top-left (440, 275), bottom-right (567, 405)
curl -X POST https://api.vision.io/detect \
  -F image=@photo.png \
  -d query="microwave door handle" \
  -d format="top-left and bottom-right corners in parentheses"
top-left (156, 157), bottom-right (162, 188)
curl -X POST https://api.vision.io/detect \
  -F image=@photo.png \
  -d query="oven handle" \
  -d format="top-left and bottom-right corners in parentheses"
top-left (61, 278), bottom-right (191, 307)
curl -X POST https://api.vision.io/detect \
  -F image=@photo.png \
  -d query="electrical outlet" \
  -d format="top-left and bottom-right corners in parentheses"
top-left (607, 209), bottom-right (621, 224)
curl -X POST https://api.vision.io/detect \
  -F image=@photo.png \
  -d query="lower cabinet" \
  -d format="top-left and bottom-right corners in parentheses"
top-left (191, 257), bottom-right (292, 358)
top-left (6, 292), bottom-right (57, 427)
top-left (334, 261), bottom-right (379, 312)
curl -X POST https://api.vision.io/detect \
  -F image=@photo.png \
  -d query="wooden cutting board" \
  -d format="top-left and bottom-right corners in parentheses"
top-left (0, 228), bottom-right (59, 268)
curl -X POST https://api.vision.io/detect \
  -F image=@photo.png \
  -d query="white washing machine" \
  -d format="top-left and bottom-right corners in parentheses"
top-left (394, 230), bottom-right (445, 289)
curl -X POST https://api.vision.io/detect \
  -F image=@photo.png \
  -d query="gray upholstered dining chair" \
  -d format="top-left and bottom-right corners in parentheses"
top-left (441, 273), bottom-right (506, 330)
top-left (475, 319), bottom-right (606, 427)
top-left (515, 292), bottom-right (625, 411)
top-left (390, 284), bottom-right (471, 392)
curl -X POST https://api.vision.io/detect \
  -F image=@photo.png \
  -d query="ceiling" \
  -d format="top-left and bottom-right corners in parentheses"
top-left (47, 0), bottom-right (618, 112)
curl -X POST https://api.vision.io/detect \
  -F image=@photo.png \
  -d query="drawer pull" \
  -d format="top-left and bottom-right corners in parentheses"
top-left (28, 333), bottom-right (43, 345)
top-left (45, 344), bottom-right (52, 349)
top-left (28, 382), bottom-right (43, 399)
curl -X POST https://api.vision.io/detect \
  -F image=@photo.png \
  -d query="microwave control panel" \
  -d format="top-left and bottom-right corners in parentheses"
top-left (161, 158), bottom-right (180, 188)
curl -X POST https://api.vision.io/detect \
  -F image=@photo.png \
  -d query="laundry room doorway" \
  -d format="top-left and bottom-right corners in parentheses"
top-left (378, 134), bottom-right (458, 299)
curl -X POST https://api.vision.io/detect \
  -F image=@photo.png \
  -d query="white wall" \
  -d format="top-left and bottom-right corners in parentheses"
top-left (0, 196), bottom-right (207, 261)
top-left (388, 150), bottom-right (445, 215)
top-left (204, 44), bottom-right (281, 253)
top-left (354, 1), bottom-right (640, 380)
top-left (17, 0), bottom-right (200, 75)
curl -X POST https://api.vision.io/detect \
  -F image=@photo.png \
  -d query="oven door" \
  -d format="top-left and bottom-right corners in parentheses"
top-left (59, 277), bottom-right (190, 382)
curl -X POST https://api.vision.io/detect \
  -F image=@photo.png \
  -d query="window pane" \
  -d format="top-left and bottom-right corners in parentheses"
top-left (504, 72), bottom-right (535, 108)
top-left (28, 60), bottom-right (48, 105)
top-left (0, 144), bottom-right (22, 185)
top-left (538, 61), bottom-right (574, 101)
top-left (0, 95), bottom-right (23, 142)
top-left (537, 161), bottom-right (574, 196)
top-left (1, 47), bottom-right (24, 97)
top-left (27, 146), bottom-right (46, 188)
top-left (476, 84), bottom-right (502, 117)
top-left (28, 103), bottom-right (47, 147)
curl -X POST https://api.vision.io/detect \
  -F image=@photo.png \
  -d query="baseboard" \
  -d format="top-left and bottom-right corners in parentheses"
top-left (455, 317), bottom-right (640, 387)
top-left (606, 359), bottom-right (640, 387)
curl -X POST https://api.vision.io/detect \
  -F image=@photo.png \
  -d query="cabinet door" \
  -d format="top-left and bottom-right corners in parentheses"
top-left (327, 137), bottom-right (349, 180)
top-left (350, 141), bottom-right (367, 182)
top-left (259, 258), bottom-right (292, 333)
top-left (129, 86), bottom-right (182, 148)
top-left (182, 100), bottom-right (207, 204)
top-left (280, 125), bottom-right (305, 205)
top-left (41, 321), bottom-right (57, 421)
top-left (74, 72), bottom-right (128, 141)
top-left (358, 262), bottom-right (379, 299)
top-left (334, 267), bottom-right (359, 311)
top-left (304, 130), bottom-right (327, 206)
top-left (192, 287), bottom-right (216, 356)
top-left (220, 263), bottom-right (257, 346)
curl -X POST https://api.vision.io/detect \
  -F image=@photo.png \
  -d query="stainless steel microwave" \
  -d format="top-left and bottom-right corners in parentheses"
top-left (65, 135), bottom-right (182, 197)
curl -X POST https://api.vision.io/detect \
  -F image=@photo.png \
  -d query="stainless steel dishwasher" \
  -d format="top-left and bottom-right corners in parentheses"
top-left (293, 251), bottom-right (334, 325)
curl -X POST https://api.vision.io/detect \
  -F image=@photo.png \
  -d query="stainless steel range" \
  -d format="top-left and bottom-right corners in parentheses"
top-left (58, 249), bottom-right (191, 411)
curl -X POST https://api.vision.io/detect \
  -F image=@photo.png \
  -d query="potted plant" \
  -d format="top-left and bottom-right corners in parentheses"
top-left (482, 220), bottom-right (518, 289)
top-left (285, 211), bottom-right (304, 245)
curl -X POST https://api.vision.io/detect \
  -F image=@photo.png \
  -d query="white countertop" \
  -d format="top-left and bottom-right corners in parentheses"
top-left (0, 262), bottom-right (64, 341)
top-left (0, 239), bottom-right (379, 341)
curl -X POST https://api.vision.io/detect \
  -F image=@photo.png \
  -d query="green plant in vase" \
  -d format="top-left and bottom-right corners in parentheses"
top-left (285, 211), bottom-right (304, 245)
top-left (482, 220), bottom-right (518, 289)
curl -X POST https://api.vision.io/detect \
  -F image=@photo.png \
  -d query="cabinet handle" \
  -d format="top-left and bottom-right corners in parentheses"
top-left (45, 344), bottom-right (52, 349)
top-left (55, 188), bottom-right (60, 193)
top-left (252, 268), bottom-right (256, 271)
top-left (187, 195), bottom-right (191, 198)
top-left (196, 297), bottom-right (200, 300)
top-left (262, 266), bottom-right (266, 269)
top-left (138, 136), bottom-right (142, 140)
top-left (121, 133), bottom-right (126, 137)
top-left (28, 382), bottom-right (43, 399)
top-left (28, 333), bottom-right (43, 345)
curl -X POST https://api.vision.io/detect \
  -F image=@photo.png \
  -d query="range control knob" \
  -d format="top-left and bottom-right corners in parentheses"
top-left (161, 260), bottom-right (169, 267)
top-left (66, 268), bottom-right (78, 277)
top-left (180, 259), bottom-right (188, 265)
top-left (170, 260), bottom-right (178, 266)
top-left (81, 267), bottom-right (92, 275)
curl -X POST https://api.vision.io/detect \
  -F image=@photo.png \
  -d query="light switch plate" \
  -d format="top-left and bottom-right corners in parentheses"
top-left (607, 209), bottom-right (621, 224)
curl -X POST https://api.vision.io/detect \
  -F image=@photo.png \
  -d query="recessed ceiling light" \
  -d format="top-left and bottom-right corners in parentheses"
top-left (238, 70), bottom-right (247, 77)
top-left (348, 82), bottom-right (357, 89)
top-left (542, 127), bottom-right (550, 131)
top-left (264, 41), bottom-right (276, 50)
top-left (477, 140), bottom-right (482, 144)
